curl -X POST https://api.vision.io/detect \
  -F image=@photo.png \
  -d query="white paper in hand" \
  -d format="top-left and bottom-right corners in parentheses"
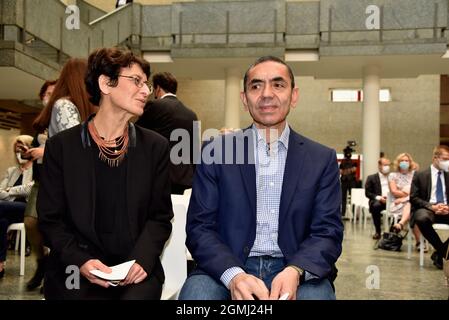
top-left (279, 293), bottom-right (290, 300)
top-left (89, 259), bottom-right (135, 284)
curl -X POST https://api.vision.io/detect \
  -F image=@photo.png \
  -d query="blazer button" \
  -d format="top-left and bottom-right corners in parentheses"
top-left (244, 246), bottom-right (249, 254)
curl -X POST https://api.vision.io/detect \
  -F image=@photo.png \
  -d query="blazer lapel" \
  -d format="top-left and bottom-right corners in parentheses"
top-left (239, 130), bottom-right (256, 218)
top-left (424, 169), bottom-right (432, 200)
top-left (279, 130), bottom-right (305, 222)
top-left (126, 124), bottom-right (139, 241)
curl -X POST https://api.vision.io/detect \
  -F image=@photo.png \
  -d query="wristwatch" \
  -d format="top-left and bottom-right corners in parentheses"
top-left (288, 265), bottom-right (305, 284)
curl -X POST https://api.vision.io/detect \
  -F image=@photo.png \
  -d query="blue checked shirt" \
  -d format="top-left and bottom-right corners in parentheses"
top-left (220, 124), bottom-right (289, 288)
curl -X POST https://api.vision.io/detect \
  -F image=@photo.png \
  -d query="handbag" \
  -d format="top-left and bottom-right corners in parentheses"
top-left (377, 228), bottom-right (408, 252)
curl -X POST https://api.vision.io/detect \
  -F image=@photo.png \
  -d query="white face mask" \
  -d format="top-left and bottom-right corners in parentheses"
top-left (381, 165), bottom-right (390, 174)
top-left (439, 159), bottom-right (449, 172)
top-left (16, 152), bottom-right (28, 164)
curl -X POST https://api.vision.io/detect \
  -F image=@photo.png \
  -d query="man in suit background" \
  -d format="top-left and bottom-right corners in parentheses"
top-left (411, 145), bottom-right (449, 269)
top-left (136, 72), bottom-right (198, 194)
top-left (365, 157), bottom-right (391, 239)
top-left (178, 56), bottom-right (343, 300)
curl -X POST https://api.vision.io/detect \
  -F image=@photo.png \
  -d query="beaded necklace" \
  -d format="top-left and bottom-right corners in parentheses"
top-left (88, 120), bottom-right (129, 167)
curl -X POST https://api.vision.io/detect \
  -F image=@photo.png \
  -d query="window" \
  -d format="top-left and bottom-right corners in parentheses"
top-left (330, 89), bottom-right (391, 102)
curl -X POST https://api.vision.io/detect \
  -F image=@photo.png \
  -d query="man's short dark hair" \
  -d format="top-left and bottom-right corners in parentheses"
top-left (152, 72), bottom-right (178, 94)
top-left (85, 47), bottom-right (151, 106)
top-left (243, 56), bottom-right (295, 92)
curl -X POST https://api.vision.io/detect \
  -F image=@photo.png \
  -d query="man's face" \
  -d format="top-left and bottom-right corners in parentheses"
top-left (240, 61), bottom-right (298, 130)
top-left (434, 150), bottom-right (449, 168)
top-left (378, 158), bottom-right (391, 172)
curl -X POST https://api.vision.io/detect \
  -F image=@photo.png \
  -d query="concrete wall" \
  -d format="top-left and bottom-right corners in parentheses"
top-left (175, 75), bottom-right (439, 170)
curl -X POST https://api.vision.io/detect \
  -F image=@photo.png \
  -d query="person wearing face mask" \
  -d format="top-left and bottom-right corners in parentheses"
top-left (21, 80), bottom-right (55, 291)
top-left (411, 145), bottom-right (449, 269)
top-left (0, 135), bottom-right (34, 278)
top-left (388, 153), bottom-right (423, 245)
top-left (365, 157), bottom-right (391, 239)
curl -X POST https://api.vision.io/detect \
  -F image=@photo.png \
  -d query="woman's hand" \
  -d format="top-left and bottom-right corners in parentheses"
top-left (80, 259), bottom-right (112, 288)
top-left (26, 147), bottom-right (44, 160)
top-left (120, 262), bottom-right (147, 286)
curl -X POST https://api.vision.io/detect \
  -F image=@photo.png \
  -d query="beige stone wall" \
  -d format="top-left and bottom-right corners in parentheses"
top-left (175, 75), bottom-right (439, 171)
top-left (0, 129), bottom-right (21, 177)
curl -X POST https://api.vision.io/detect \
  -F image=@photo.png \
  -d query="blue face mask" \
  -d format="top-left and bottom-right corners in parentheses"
top-left (399, 161), bottom-right (410, 170)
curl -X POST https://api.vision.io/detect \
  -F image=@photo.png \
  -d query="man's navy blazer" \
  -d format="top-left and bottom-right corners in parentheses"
top-left (186, 127), bottom-right (343, 282)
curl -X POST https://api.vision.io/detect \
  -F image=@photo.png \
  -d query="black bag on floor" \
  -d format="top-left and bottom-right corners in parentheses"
top-left (377, 229), bottom-right (407, 251)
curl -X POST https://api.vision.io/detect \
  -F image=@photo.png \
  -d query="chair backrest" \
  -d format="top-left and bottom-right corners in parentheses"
top-left (160, 192), bottom-right (191, 299)
top-left (350, 188), bottom-right (365, 207)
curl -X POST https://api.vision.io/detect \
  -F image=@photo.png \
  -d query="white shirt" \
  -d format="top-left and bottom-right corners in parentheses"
top-left (378, 172), bottom-right (389, 198)
top-left (430, 164), bottom-right (447, 204)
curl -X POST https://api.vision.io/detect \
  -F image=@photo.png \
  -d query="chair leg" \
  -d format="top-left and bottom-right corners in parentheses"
top-left (407, 224), bottom-right (412, 259)
top-left (19, 228), bottom-right (25, 276)
top-left (15, 230), bottom-right (20, 251)
top-left (419, 234), bottom-right (424, 267)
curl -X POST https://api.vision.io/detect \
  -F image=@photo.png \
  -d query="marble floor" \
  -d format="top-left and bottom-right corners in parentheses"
top-left (0, 219), bottom-right (448, 300)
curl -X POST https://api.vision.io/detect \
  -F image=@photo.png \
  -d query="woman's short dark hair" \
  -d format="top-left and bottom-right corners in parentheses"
top-left (85, 47), bottom-right (151, 106)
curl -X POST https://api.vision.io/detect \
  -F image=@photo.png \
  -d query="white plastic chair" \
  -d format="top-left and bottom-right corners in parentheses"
top-left (349, 188), bottom-right (365, 225)
top-left (7, 223), bottom-right (26, 276)
top-left (160, 192), bottom-right (191, 300)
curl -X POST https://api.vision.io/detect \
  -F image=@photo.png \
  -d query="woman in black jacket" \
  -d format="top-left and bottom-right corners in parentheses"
top-left (38, 47), bottom-right (173, 300)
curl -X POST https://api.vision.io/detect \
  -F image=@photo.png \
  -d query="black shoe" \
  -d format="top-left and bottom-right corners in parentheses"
top-left (26, 256), bottom-right (47, 290)
top-left (372, 233), bottom-right (381, 240)
top-left (25, 244), bottom-right (31, 257)
top-left (431, 251), bottom-right (443, 269)
top-left (0, 269), bottom-right (4, 279)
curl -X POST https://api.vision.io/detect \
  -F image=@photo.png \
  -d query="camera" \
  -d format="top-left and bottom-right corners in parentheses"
top-left (343, 140), bottom-right (357, 158)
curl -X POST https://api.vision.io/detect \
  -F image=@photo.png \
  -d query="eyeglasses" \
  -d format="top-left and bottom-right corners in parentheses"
top-left (118, 75), bottom-right (153, 93)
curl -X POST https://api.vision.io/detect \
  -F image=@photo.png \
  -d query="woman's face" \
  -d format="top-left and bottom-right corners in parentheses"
top-left (108, 63), bottom-right (150, 117)
top-left (398, 156), bottom-right (411, 171)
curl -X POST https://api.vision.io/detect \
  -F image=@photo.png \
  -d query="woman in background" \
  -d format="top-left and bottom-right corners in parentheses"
top-left (389, 153), bottom-right (423, 249)
top-left (0, 135), bottom-right (34, 278)
top-left (25, 59), bottom-right (96, 291)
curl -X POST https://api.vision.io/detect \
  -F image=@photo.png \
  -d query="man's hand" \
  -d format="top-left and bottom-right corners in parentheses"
top-left (269, 266), bottom-right (299, 300)
top-left (120, 262), bottom-right (147, 286)
top-left (80, 259), bottom-right (112, 288)
top-left (229, 273), bottom-right (269, 300)
top-left (432, 204), bottom-right (449, 215)
top-left (380, 196), bottom-right (387, 204)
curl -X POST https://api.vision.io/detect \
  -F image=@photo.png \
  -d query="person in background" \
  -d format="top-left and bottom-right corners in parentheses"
top-left (0, 135), bottom-right (34, 278)
top-left (23, 80), bottom-right (56, 291)
top-left (388, 153), bottom-right (422, 247)
top-left (179, 56), bottom-right (343, 300)
top-left (136, 72), bottom-right (199, 195)
top-left (411, 145), bottom-right (449, 269)
top-left (26, 58), bottom-right (96, 291)
top-left (365, 157), bottom-right (391, 239)
top-left (339, 148), bottom-right (357, 217)
top-left (38, 47), bottom-right (173, 299)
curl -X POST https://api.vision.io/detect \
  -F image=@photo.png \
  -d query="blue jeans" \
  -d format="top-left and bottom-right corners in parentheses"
top-left (178, 256), bottom-right (336, 300)
top-left (0, 200), bottom-right (26, 261)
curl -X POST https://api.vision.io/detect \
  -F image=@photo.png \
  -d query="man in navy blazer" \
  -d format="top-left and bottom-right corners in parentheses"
top-left (179, 56), bottom-right (343, 300)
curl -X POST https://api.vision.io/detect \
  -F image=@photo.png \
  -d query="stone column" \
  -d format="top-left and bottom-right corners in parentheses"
top-left (362, 65), bottom-right (381, 184)
top-left (224, 67), bottom-right (241, 129)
